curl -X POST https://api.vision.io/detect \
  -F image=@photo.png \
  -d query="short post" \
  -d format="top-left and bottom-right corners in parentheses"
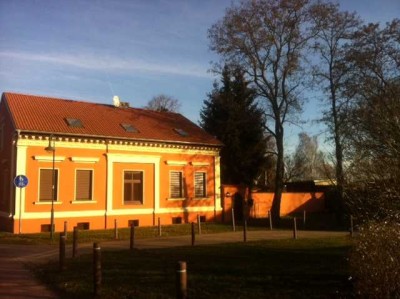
top-left (63, 221), bottom-right (68, 240)
top-left (293, 217), bottom-right (297, 240)
top-left (243, 219), bottom-right (247, 242)
top-left (197, 214), bottom-right (202, 235)
top-left (130, 223), bottom-right (135, 250)
top-left (303, 210), bottom-right (306, 229)
top-left (158, 217), bottom-right (162, 237)
top-left (72, 227), bottom-right (78, 258)
top-left (268, 210), bottom-right (273, 230)
top-left (176, 261), bottom-right (187, 299)
top-left (350, 215), bottom-right (354, 237)
top-left (231, 208), bottom-right (236, 232)
top-left (191, 222), bottom-right (195, 246)
top-left (59, 232), bottom-right (66, 271)
top-left (93, 243), bottom-right (102, 297)
top-left (114, 219), bottom-right (118, 240)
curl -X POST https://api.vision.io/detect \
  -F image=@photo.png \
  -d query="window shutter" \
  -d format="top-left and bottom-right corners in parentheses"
top-left (39, 169), bottom-right (58, 201)
top-left (76, 170), bottom-right (92, 200)
top-left (195, 172), bottom-right (206, 198)
top-left (170, 172), bottom-right (183, 198)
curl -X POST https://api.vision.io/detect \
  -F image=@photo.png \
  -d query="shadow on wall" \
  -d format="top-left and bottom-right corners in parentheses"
top-left (221, 184), bottom-right (326, 222)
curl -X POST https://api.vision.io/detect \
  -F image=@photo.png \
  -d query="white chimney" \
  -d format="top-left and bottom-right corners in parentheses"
top-left (113, 95), bottom-right (120, 107)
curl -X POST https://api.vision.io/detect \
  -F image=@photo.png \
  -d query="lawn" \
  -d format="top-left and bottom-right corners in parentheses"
top-left (33, 237), bottom-right (353, 298)
top-left (0, 223), bottom-right (238, 245)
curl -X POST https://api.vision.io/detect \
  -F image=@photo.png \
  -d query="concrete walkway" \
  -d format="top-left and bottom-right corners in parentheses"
top-left (0, 230), bottom-right (348, 298)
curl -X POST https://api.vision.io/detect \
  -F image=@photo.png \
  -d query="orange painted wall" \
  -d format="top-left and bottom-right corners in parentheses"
top-left (112, 162), bottom-right (154, 210)
top-left (3, 139), bottom-right (220, 233)
top-left (24, 146), bottom-right (107, 213)
top-left (221, 185), bottom-right (325, 222)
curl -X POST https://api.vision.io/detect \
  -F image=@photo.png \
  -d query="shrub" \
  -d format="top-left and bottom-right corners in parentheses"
top-left (350, 221), bottom-right (400, 298)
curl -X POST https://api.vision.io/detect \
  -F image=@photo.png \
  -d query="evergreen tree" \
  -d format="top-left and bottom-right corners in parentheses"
top-left (200, 66), bottom-right (268, 187)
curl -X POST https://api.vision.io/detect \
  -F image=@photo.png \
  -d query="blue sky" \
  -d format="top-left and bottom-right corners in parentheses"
top-left (1, 0), bottom-right (399, 151)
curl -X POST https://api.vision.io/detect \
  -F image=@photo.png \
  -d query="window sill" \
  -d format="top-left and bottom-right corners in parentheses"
top-left (71, 200), bottom-right (97, 204)
top-left (193, 197), bottom-right (209, 200)
top-left (34, 201), bottom-right (63, 205)
top-left (124, 201), bottom-right (143, 205)
top-left (167, 197), bottom-right (186, 201)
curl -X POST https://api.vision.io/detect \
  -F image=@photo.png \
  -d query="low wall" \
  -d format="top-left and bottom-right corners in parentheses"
top-left (250, 192), bottom-right (325, 218)
top-left (221, 185), bottom-right (325, 222)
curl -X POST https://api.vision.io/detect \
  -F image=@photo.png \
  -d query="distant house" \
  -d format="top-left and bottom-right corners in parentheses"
top-left (0, 92), bottom-right (222, 233)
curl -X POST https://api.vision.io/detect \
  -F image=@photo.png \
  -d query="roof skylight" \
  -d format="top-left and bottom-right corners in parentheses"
top-left (65, 118), bottom-right (83, 128)
top-left (174, 128), bottom-right (189, 137)
top-left (121, 123), bottom-right (139, 133)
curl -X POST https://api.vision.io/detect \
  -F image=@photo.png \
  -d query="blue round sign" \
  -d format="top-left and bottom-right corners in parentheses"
top-left (14, 175), bottom-right (29, 188)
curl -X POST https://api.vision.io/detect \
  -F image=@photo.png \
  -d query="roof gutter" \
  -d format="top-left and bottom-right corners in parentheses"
top-left (16, 129), bottom-right (223, 148)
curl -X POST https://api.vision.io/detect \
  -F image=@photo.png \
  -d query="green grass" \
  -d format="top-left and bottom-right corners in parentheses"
top-left (32, 237), bottom-right (353, 298)
top-left (0, 223), bottom-right (240, 245)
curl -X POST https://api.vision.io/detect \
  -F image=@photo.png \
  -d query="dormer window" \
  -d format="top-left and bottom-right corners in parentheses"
top-left (121, 123), bottom-right (139, 133)
top-left (65, 118), bottom-right (83, 128)
top-left (174, 128), bottom-right (189, 137)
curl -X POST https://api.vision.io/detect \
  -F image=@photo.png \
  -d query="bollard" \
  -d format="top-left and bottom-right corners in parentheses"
top-left (293, 217), bottom-right (297, 240)
top-left (197, 214), bottom-right (202, 235)
top-left (130, 223), bottom-right (135, 250)
top-left (231, 208), bottom-right (236, 232)
top-left (350, 215), bottom-right (354, 237)
top-left (243, 219), bottom-right (247, 242)
top-left (176, 261), bottom-right (187, 299)
top-left (303, 210), bottom-right (306, 229)
top-left (72, 227), bottom-right (78, 258)
top-left (93, 243), bottom-right (102, 297)
top-left (268, 210), bottom-right (273, 230)
top-left (59, 232), bottom-right (66, 271)
top-left (114, 219), bottom-right (118, 240)
top-left (64, 221), bottom-right (68, 240)
top-left (191, 222), bottom-right (195, 246)
top-left (158, 217), bottom-right (162, 237)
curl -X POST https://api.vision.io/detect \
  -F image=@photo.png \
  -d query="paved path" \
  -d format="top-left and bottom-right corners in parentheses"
top-left (0, 230), bottom-right (348, 298)
top-left (0, 244), bottom-right (57, 299)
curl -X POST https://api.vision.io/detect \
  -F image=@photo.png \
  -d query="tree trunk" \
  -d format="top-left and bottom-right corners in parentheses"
top-left (271, 125), bottom-right (284, 225)
top-left (333, 120), bottom-right (345, 223)
top-left (332, 88), bottom-right (345, 224)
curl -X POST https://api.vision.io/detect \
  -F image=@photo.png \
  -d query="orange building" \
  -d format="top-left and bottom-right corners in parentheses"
top-left (0, 92), bottom-right (222, 233)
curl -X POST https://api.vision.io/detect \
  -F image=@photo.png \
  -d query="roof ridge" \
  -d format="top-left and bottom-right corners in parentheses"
top-left (4, 91), bottom-right (104, 106)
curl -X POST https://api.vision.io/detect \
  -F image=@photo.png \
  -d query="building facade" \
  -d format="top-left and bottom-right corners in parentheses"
top-left (0, 93), bottom-right (222, 233)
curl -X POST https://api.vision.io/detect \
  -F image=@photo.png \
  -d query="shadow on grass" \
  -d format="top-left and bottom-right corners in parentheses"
top-left (32, 237), bottom-right (354, 299)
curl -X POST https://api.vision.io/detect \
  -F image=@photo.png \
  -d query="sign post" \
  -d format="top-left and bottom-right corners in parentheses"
top-left (14, 175), bottom-right (29, 234)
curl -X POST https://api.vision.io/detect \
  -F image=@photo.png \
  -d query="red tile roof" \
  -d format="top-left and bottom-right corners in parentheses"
top-left (2, 92), bottom-right (222, 147)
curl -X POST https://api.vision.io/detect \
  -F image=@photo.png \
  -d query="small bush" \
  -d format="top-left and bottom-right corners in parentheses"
top-left (350, 221), bottom-right (400, 298)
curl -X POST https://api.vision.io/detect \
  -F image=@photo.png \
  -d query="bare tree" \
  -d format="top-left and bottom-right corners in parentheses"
top-left (344, 20), bottom-right (400, 221)
top-left (285, 132), bottom-right (330, 182)
top-left (208, 0), bottom-right (315, 223)
top-left (310, 2), bottom-right (361, 208)
top-left (144, 94), bottom-right (181, 112)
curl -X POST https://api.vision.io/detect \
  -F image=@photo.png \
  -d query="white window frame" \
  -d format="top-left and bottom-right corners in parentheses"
top-left (123, 169), bottom-right (144, 205)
